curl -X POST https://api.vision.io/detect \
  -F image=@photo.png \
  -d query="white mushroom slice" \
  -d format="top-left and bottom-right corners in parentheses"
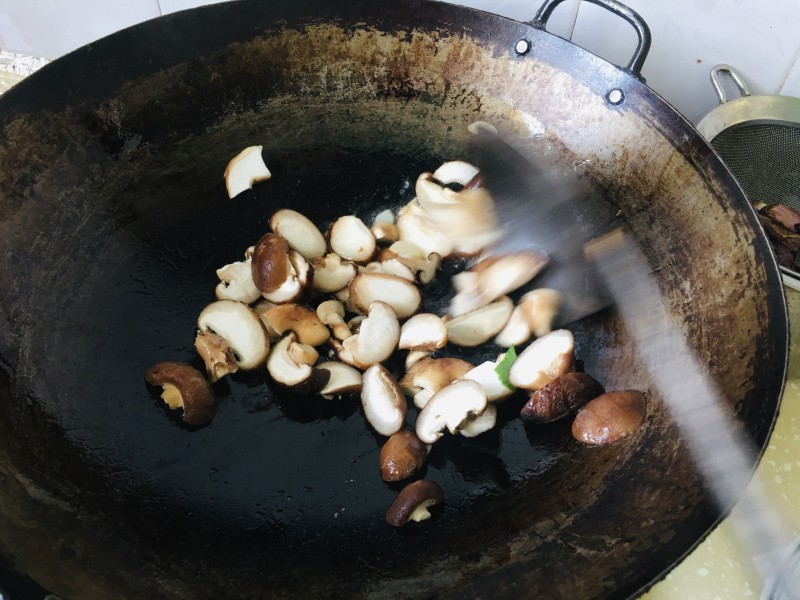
top-left (380, 258), bottom-right (416, 282)
top-left (316, 300), bottom-right (351, 341)
top-left (215, 248), bottom-right (261, 304)
top-left (460, 404), bottom-right (497, 437)
top-left (432, 161), bottom-right (480, 187)
top-left (333, 287), bottom-right (350, 303)
top-left (252, 299), bottom-right (279, 339)
top-left (508, 329), bottom-right (574, 391)
top-left (337, 302), bottom-right (400, 369)
top-left (464, 355), bottom-right (516, 402)
top-left (269, 209), bottom-right (327, 259)
top-left (467, 120), bottom-right (498, 135)
top-left (329, 216), bottom-right (376, 263)
top-left (261, 304), bottom-right (330, 347)
top-left (373, 209), bottom-right (395, 225)
top-left (449, 251), bottom-right (549, 316)
top-left (445, 296), bottom-right (514, 347)
top-left (267, 333), bottom-right (329, 391)
top-left (494, 305), bottom-right (533, 348)
top-left (415, 175), bottom-right (500, 256)
top-left (317, 362), bottom-right (363, 399)
top-left (399, 358), bottom-right (473, 409)
top-left (261, 251), bottom-right (310, 304)
top-left (519, 288), bottom-right (563, 338)
top-left (348, 273), bottom-right (422, 320)
top-left (289, 342), bottom-right (319, 366)
top-left (224, 145), bottom-right (271, 199)
top-left (396, 200), bottom-right (454, 258)
top-left (415, 380), bottom-right (488, 443)
top-left (194, 330), bottom-right (238, 382)
top-left (311, 253), bottom-right (357, 293)
top-left (381, 241), bottom-right (441, 285)
top-left (197, 300), bottom-right (269, 370)
top-left (405, 349), bottom-right (432, 370)
top-left (399, 314), bottom-right (447, 351)
top-left (361, 364), bottom-right (407, 436)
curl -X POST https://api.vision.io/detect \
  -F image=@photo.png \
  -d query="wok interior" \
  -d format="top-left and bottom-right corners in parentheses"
top-left (0, 2), bottom-right (786, 598)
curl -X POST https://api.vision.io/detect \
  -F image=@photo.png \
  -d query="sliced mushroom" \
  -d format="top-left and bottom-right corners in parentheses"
top-left (317, 361), bottom-right (363, 399)
top-left (449, 251), bottom-right (549, 316)
top-left (396, 200), bottom-right (454, 258)
top-left (316, 300), bottom-right (351, 341)
top-left (405, 349), bottom-right (433, 370)
top-left (260, 304), bottom-right (330, 347)
top-left (508, 329), bottom-right (574, 391)
top-left (252, 299), bottom-right (279, 338)
top-left (266, 333), bottom-right (330, 392)
top-left (144, 362), bottom-right (215, 426)
top-left (194, 330), bottom-right (238, 382)
top-left (380, 430), bottom-right (428, 482)
top-left (386, 479), bottom-right (444, 527)
top-left (348, 273), bottom-right (422, 320)
top-left (415, 379), bottom-right (488, 443)
top-left (224, 145), bottom-right (271, 199)
top-left (197, 300), bottom-right (269, 370)
top-left (329, 216), bottom-right (376, 263)
top-left (215, 254), bottom-right (261, 304)
top-left (572, 390), bottom-right (646, 445)
top-left (400, 357), bottom-right (474, 409)
top-left (251, 233), bottom-right (289, 294)
top-left (521, 372), bottom-right (604, 423)
top-left (460, 404), bottom-right (497, 437)
top-left (519, 288), bottom-right (563, 338)
top-left (288, 342), bottom-right (319, 366)
top-left (379, 258), bottom-right (416, 282)
top-left (431, 160), bottom-right (480, 187)
top-left (361, 364), bottom-right (407, 436)
top-left (381, 241), bottom-right (441, 285)
top-left (258, 248), bottom-right (310, 305)
top-left (463, 354), bottom-right (516, 402)
top-left (269, 209), bottom-right (327, 259)
top-left (335, 301), bottom-right (400, 369)
top-left (371, 210), bottom-right (399, 245)
top-left (311, 253), bottom-right (357, 293)
top-left (494, 305), bottom-right (532, 348)
top-left (445, 296), bottom-right (514, 347)
top-left (399, 313), bottom-right (447, 352)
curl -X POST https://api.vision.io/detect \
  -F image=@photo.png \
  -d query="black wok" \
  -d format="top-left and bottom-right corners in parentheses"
top-left (0, 0), bottom-right (788, 598)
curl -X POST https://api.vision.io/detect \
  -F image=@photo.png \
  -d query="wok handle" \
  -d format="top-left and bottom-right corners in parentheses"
top-left (710, 64), bottom-right (751, 105)
top-left (531, 0), bottom-right (651, 79)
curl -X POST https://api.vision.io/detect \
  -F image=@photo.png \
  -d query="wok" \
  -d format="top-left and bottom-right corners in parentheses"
top-left (0, 0), bottom-right (788, 597)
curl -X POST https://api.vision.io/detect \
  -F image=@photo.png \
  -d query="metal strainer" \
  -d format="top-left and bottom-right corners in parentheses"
top-left (698, 64), bottom-right (800, 287)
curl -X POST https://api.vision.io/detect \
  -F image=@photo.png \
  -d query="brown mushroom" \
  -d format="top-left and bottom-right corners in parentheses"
top-left (386, 479), bottom-right (444, 527)
top-left (251, 232), bottom-right (290, 293)
top-left (399, 357), bottom-right (474, 409)
top-left (144, 362), bottom-right (215, 426)
top-left (521, 372), bottom-right (605, 423)
top-left (572, 390), bottom-right (646, 445)
top-left (379, 430), bottom-right (428, 482)
top-left (260, 304), bottom-right (330, 347)
top-left (194, 330), bottom-right (238, 383)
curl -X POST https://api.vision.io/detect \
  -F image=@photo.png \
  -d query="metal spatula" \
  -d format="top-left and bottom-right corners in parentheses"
top-left (472, 130), bottom-right (799, 598)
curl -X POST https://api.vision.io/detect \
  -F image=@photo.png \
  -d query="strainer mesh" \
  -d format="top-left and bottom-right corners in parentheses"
top-left (711, 123), bottom-right (800, 211)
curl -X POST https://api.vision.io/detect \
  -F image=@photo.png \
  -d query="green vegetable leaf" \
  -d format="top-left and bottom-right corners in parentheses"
top-left (494, 346), bottom-right (517, 391)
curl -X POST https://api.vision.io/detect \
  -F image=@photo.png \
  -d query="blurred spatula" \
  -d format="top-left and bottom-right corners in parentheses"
top-left (469, 129), bottom-right (611, 324)
top-left (472, 129), bottom-right (798, 597)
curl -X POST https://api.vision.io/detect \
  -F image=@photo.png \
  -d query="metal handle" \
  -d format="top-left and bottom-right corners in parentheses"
top-left (710, 64), bottom-right (751, 105)
top-left (532, 0), bottom-right (652, 79)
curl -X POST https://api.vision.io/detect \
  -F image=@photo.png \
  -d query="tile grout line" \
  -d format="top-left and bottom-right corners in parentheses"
top-left (777, 45), bottom-right (800, 96)
top-left (568, 0), bottom-right (583, 41)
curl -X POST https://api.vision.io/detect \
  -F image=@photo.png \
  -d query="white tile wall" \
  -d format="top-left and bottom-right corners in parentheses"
top-left (1, 0), bottom-right (799, 125)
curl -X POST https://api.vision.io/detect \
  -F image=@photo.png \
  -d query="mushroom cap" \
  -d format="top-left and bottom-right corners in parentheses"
top-left (460, 403), bottom-right (498, 437)
top-left (399, 313), bottom-right (447, 351)
top-left (260, 250), bottom-right (309, 304)
top-left (572, 390), bottom-right (646, 445)
top-left (379, 430), bottom-right (428, 482)
top-left (261, 303), bottom-right (330, 347)
top-left (317, 361), bottom-right (363, 399)
top-left (415, 379), bottom-right (488, 443)
top-left (399, 357), bottom-right (474, 409)
top-left (144, 362), bottom-right (215, 426)
top-left (224, 145), bottom-right (271, 199)
top-left (386, 479), bottom-right (444, 527)
top-left (508, 329), bottom-right (574, 391)
top-left (311, 253), bottom-right (357, 293)
top-left (361, 364), bottom-right (407, 436)
top-left (329, 215), bottom-right (376, 263)
top-left (348, 272), bottom-right (422, 320)
top-left (197, 300), bottom-right (269, 370)
top-left (251, 233), bottom-right (290, 294)
top-left (445, 296), bottom-right (514, 347)
top-left (269, 209), bottom-right (327, 259)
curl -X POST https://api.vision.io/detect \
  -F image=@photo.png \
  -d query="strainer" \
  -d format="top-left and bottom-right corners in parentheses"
top-left (698, 64), bottom-right (800, 288)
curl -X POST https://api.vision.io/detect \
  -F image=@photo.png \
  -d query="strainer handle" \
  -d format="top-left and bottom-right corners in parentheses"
top-left (710, 64), bottom-right (751, 104)
top-left (531, 0), bottom-right (651, 80)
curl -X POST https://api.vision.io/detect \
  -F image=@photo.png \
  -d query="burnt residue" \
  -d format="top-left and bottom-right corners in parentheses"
top-left (0, 1), bottom-right (787, 599)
